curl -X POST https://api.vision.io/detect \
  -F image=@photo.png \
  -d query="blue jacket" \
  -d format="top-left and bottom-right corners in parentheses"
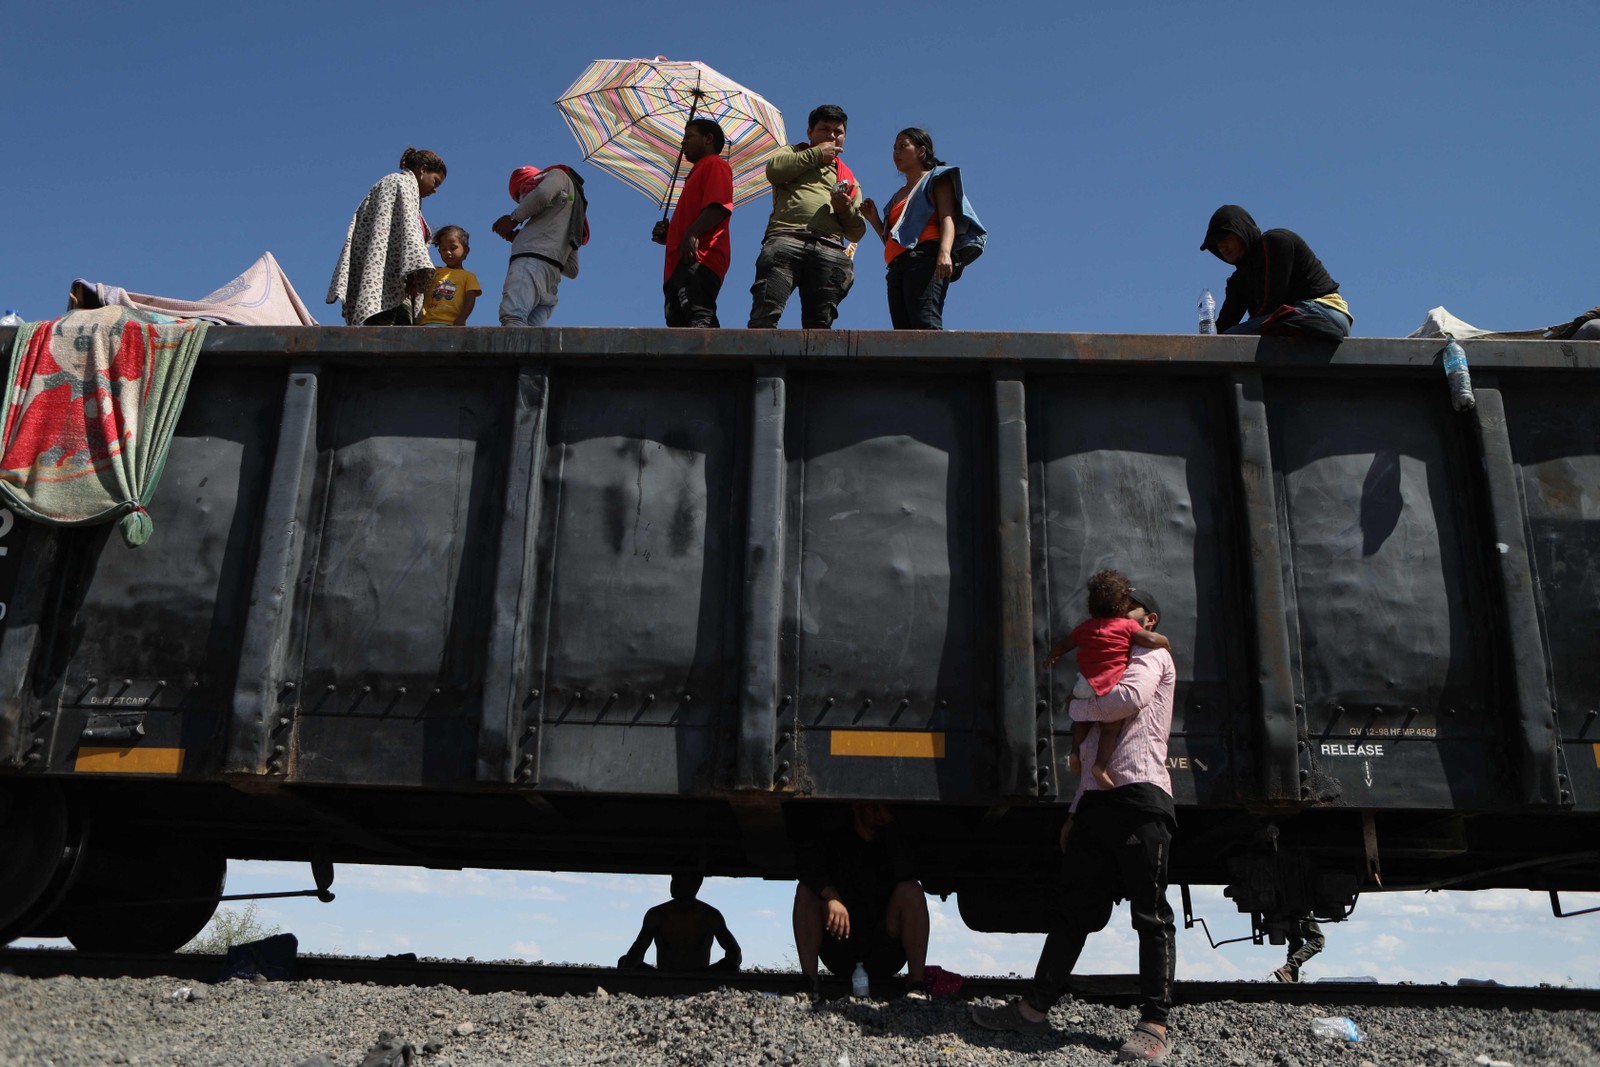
top-left (886, 165), bottom-right (987, 266)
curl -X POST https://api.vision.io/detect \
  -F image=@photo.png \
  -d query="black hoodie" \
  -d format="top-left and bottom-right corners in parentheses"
top-left (1201, 205), bottom-right (1339, 332)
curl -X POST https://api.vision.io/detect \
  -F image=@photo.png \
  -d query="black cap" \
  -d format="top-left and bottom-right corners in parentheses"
top-left (1127, 588), bottom-right (1161, 618)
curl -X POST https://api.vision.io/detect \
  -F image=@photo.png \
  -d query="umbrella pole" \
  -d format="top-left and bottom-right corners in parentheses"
top-left (660, 85), bottom-right (703, 221)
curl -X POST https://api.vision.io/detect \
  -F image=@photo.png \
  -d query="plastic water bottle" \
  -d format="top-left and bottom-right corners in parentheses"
top-left (1442, 339), bottom-right (1475, 411)
top-left (850, 962), bottom-right (869, 999)
top-left (1198, 290), bottom-right (1217, 335)
top-left (0, 309), bottom-right (22, 328)
top-left (1310, 1016), bottom-right (1363, 1042)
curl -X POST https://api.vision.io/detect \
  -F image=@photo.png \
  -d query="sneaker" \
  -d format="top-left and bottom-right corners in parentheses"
top-left (970, 998), bottom-right (1053, 1037)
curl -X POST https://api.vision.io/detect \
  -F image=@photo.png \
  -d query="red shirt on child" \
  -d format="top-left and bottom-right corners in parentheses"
top-left (664, 154), bottom-right (734, 282)
top-left (1071, 616), bottom-right (1147, 696)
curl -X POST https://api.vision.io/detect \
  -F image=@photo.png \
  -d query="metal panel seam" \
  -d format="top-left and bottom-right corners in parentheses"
top-left (1227, 372), bottom-right (1300, 800)
top-left (736, 368), bottom-right (786, 791)
top-left (1470, 382), bottom-right (1566, 807)
top-left (225, 361), bottom-right (319, 775)
top-left (478, 366), bottom-right (550, 783)
top-left (993, 374), bottom-right (1037, 797)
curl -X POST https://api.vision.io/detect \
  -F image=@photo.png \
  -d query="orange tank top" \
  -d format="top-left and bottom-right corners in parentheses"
top-left (884, 196), bottom-right (943, 265)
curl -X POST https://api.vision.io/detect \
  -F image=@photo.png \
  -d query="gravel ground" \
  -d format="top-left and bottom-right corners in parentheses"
top-left (1, 973), bottom-right (1597, 1067)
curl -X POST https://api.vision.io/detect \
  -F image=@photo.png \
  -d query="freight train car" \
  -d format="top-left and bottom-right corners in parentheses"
top-left (0, 326), bottom-right (1596, 952)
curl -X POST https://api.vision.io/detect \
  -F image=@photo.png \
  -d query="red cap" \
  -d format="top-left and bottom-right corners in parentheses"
top-left (509, 166), bottom-right (542, 202)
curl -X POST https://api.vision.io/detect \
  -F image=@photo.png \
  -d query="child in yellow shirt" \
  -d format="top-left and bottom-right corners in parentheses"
top-left (419, 225), bottom-right (481, 326)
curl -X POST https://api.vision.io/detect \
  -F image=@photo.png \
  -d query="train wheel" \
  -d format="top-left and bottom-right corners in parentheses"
top-left (0, 782), bottom-right (86, 945)
top-left (59, 843), bottom-right (226, 953)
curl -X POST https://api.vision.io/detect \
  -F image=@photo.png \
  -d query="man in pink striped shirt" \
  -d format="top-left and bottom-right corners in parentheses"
top-left (974, 588), bottom-right (1177, 1063)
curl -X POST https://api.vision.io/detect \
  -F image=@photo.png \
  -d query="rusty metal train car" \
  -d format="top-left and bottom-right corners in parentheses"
top-left (1, 326), bottom-right (1596, 952)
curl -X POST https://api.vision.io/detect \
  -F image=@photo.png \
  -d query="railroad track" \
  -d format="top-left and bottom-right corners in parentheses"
top-left (3, 949), bottom-right (1596, 1013)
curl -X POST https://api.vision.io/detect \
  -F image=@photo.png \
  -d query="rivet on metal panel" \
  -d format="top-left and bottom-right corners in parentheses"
top-left (362, 685), bottom-right (372, 694)
top-left (529, 689), bottom-right (541, 699)
top-left (272, 745), bottom-right (286, 756)
top-left (397, 687), bottom-right (407, 695)
top-left (1299, 769), bottom-right (1309, 779)
top-left (29, 738), bottom-right (44, 749)
top-left (1561, 790), bottom-right (1572, 803)
top-left (524, 724), bottom-right (538, 737)
top-left (1589, 710), bottom-right (1598, 719)
top-left (1447, 707), bottom-right (1456, 715)
top-left (610, 692), bottom-right (619, 701)
top-left (1036, 738), bottom-right (1049, 751)
top-left (1558, 773), bottom-right (1569, 784)
top-left (897, 699), bottom-right (909, 711)
top-left (780, 695), bottom-right (792, 706)
top-left (576, 691), bottom-right (587, 703)
top-left (645, 693), bottom-right (655, 703)
top-left (683, 693), bottom-right (693, 702)
top-left (432, 687), bottom-right (442, 695)
top-left (24, 752), bottom-right (40, 764)
top-left (1294, 703), bottom-right (1304, 713)
top-left (326, 684), bottom-right (336, 693)
top-left (517, 767), bottom-right (532, 782)
top-left (822, 697), bottom-right (835, 710)
top-left (778, 761), bottom-right (791, 772)
top-left (155, 680), bottom-right (167, 690)
top-left (121, 678), bottom-right (131, 688)
top-left (190, 681), bottom-right (201, 688)
top-left (518, 753), bottom-right (534, 768)
top-left (1372, 705), bottom-right (1383, 716)
top-left (1037, 767), bottom-right (1049, 780)
top-left (938, 700), bottom-right (948, 709)
top-left (863, 698), bottom-right (872, 709)
top-left (276, 718), bottom-right (291, 729)
top-left (1334, 705), bottom-right (1345, 715)
top-left (1036, 700), bottom-right (1047, 712)
top-left (282, 682), bottom-right (296, 692)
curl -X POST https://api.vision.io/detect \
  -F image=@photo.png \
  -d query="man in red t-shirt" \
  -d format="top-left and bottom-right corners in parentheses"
top-left (651, 119), bottom-right (734, 327)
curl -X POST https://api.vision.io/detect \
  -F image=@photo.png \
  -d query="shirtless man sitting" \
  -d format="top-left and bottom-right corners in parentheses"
top-left (617, 872), bottom-right (742, 973)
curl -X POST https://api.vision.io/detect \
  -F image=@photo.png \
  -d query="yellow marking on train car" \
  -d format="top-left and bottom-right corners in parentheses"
top-left (74, 746), bottom-right (183, 774)
top-left (830, 731), bottom-right (945, 758)
top-left (1594, 743), bottom-right (1600, 769)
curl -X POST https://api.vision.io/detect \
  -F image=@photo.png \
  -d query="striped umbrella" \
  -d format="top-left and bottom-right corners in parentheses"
top-left (555, 57), bottom-right (785, 214)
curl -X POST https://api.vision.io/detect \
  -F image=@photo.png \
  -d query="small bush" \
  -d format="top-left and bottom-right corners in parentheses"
top-left (180, 902), bottom-right (281, 954)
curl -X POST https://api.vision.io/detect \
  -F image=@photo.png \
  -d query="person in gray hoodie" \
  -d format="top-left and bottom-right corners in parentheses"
top-left (492, 165), bottom-right (588, 326)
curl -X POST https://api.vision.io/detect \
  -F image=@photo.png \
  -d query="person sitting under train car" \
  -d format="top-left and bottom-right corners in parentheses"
top-left (617, 872), bottom-right (742, 973)
top-left (793, 801), bottom-right (930, 999)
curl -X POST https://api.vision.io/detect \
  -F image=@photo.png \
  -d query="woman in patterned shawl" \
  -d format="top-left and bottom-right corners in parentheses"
top-left (327, 148), bottom-right (447, 325)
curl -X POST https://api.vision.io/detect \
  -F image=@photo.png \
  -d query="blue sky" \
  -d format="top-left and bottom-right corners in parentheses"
top-left (5, 2), bottom-right (1598, 335)
top-left (7, 1), bottom-right (1600, 982)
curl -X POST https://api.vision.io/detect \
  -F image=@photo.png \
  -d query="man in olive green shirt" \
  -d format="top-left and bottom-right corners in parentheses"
top-left (747, 103), bottom-right (866, 329)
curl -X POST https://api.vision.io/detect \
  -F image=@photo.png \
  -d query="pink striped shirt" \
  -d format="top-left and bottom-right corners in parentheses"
top-left (1068, 644), bottom-right (1176, 811)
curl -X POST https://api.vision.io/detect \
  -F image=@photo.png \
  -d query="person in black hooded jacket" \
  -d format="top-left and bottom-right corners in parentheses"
top-left (1200, 205), bottom-right (1352, 339)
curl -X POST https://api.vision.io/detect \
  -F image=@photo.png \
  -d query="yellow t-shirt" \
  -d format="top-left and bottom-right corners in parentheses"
top-left (419, 267), bottom-right (481, 325)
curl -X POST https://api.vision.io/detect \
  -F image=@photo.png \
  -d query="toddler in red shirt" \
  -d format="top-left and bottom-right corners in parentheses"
top-left (1042, 569), bottom-right (1172, 788)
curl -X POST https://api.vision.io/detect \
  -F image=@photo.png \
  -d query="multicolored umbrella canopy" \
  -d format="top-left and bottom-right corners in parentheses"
top-left (556, 58), bottom-right (786, 212)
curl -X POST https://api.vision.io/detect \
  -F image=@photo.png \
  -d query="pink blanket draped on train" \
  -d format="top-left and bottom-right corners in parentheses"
top-left (0, 307), bottom-right (206, 547)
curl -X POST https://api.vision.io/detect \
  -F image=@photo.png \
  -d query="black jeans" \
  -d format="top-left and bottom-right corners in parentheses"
top-left (1025, 788), bottom-right (1176, 1025)
top-left (747, 232), bottom-right (854, 329)
top-left (885, 241), bottom-right (950, 330)
top-left (363, 303), bottom-right (414, 326)
top-left (664, 260), bottom-right (722, 328)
